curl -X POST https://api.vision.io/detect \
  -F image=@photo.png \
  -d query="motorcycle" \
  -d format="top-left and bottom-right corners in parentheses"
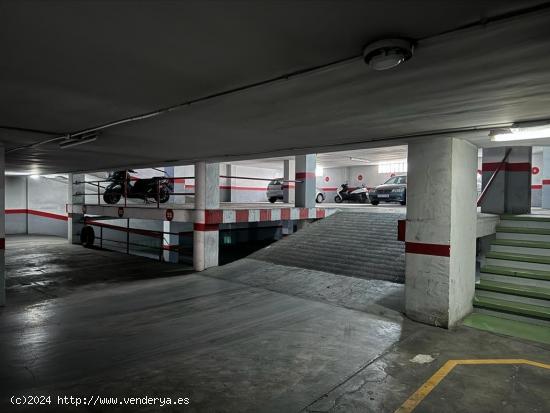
top-left (334, 183), bottom-right (369, 203)
top-left (103, 170), bottom-right (172, 204)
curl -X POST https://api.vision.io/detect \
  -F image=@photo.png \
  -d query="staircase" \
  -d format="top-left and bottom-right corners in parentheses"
top-left (471, 215), bottom-right (550, 340)
top-left (251, 211), bottom-right (405, 283)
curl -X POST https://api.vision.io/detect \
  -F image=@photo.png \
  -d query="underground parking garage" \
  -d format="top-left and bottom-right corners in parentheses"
top-left (1, 2), bottom-right (550, 412)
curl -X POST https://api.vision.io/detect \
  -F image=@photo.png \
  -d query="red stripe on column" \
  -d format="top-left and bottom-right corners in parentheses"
top-left (299, 209), bottom-right (309, 219)
top-left (532, 184), bottom-right (542, 189)
top-left (316, 209), bottom-right (325, 219)
top-left (543, 179), bottom-right (550, 185)
top-left (281, 208), bottom-right (291, 220)
top-left (405, 242), bottom-right (450, 257)
top-left (205, 210), bottom-right (223, 224)
top-left (193, 223), bottom-right (219, 231)
top-left (295, 172), bottom-right (316, 179)
top-left (482, 162), bottom-right (531, 172)
top-left (0, 238), bottom-right (4, 249)
top-left (260, 209), bottom-right (271, 221)
top-left (236, 210), bottom-right (249, 223)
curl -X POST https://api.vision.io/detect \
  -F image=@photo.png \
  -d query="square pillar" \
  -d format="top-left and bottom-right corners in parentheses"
top-left (405, 137), bottom-right (477, 328)
top-left (163, 221), bottom-right (188, 263)
top-left (542, 147), bottom-right (550, 209)
top-left (283, 159), bottom-right (295, 204)
top-left (0, 146), bottom-right (5, 306)
top-left (193, 162), bottom-right (219, 271)
top-left (481, 147), bottom-right (532, 214)
top-left (68, 173), bottom-right (85, 244)
top-left (220, 164), bottom-right (233, 203)
top-left (295, 154), bottom-right (316, 208)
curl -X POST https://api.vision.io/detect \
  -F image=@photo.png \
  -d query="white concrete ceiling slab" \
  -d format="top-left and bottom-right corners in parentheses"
top-left (2, 1), bottom-right (550, 173)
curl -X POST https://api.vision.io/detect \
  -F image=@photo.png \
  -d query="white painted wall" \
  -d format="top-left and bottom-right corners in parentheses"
top-left (532, 150), bottom-right (542, 207)
top-left (6, 176), bottom-right (27, 234)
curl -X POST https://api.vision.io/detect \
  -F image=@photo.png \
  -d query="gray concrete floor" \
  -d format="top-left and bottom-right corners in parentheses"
top-left (1, 236), bottom-right (549, 412)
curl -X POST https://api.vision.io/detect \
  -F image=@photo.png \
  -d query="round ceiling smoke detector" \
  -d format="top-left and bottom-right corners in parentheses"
top-left (363, 38), bottom-right (414, 71)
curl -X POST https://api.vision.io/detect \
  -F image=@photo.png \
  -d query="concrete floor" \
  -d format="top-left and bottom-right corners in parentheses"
top-left (1, 236), bottom-right (549, 412)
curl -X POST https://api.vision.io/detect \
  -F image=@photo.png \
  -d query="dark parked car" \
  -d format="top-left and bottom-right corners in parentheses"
top-left (370, 175), bottom-right (407, 205)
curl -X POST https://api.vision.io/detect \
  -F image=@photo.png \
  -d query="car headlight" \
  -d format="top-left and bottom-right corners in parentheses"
top-left (391, 188), bottom-right (405, 193)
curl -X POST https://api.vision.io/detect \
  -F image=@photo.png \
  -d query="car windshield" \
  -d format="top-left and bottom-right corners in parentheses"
top-left (383, 176), bottom-right (407, 185)
top-left (269, 179), bottom-right (282, 186)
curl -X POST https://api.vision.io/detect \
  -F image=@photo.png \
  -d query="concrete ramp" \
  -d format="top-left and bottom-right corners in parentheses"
top-left (252, 211), bottom-right (405, 283)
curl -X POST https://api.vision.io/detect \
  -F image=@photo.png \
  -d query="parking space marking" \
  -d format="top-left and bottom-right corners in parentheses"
top-left (394, 359), bottom-right (550, 413)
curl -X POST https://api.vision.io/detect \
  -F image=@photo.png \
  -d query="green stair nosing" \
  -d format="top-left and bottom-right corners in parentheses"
top-left (473, 296), bottom-right (550, 320)
top-left (491, 239), bottom-right (550, 249)
top-left (476, 280), bottom-right (550, 300)
top-left (480, 265), bottom-right (550, 281)
top-left (500, 215), bottom-right (550, 223)
top-left (463, 313), bottom-right (550, 345)
top-left (496, 226), bottom-right (550, 235)
top-left (486, 251), bottom-right (550, 265)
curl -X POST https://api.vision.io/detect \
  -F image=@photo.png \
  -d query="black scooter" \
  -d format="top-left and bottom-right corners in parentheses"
top-left (334, 183), bottom-right (369, 203)
top-left (103, 170), bottom-right (172, 204)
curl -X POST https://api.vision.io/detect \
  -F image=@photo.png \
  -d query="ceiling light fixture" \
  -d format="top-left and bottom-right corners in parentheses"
top-left (363, 38), bottom-right (414, 71)
top-left (490, 124), bottom-right (550, 142)
top-left (349, 157), bottom-right (371, 163)
top-left (59, 132), bottom-right (98, 149)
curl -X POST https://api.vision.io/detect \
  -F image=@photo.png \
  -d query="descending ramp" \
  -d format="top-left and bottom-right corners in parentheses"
top-left (252, 211), bottom-right (405, 283)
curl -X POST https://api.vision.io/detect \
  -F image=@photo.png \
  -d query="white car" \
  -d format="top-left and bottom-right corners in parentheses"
top-left (267, 178), bottom-right (325, 203)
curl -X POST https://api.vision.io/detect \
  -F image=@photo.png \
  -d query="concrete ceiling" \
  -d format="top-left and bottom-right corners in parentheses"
top-left (2, 1), bottom-right (550, 173)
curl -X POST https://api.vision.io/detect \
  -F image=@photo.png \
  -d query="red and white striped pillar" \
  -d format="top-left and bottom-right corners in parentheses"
top-left (295, 154), bottom-right (316, 208)
top-left (542, 147), bottom-right (550, 209)
top-left (0, 146), bottom-right (4, 305)
top-left (193, 161), bottom-right (220, 271)
top-left (480, 147), bottom-right (532, 214)
top-left (405, 137), bottom-right (478, 328)
top-left (67, 173), bottom-right (85, 245)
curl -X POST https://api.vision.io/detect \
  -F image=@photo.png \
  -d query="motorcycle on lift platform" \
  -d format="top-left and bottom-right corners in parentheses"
top-left (334, 183), bottom-right (369, 203)
top-left (103, 170), bottom-right (172, 204)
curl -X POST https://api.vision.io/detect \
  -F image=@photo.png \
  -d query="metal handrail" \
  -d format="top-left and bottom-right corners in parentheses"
top-left (477, 148), bottom-right (512, 207)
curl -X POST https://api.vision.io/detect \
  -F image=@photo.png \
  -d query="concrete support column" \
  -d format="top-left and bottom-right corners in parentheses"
top-left (193, 162), bottom-right (220, 271)
top-left (0, 146), bottom-right (5, 306)
top-left (481, 147), bottom-right (532, 214)
top-left (220, 164), bottom-right (233, 203)
top-left (67, 173), bottom-right (85, 244)
top-left (542, 148), bottom-right (550, 209)
top-left (405, 137), bottom-right (477, 328)
top-left (295, 154), bottom-right (316, 208)
top-left (283, 159), bottom-right (295, 204)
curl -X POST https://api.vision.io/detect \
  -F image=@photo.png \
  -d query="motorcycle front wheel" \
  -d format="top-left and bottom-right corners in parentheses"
top-left (156, 186), bottom-right (171, 203)
top-left (360, 193), bottom-right (368, 203)
top-left (334, 195), bottom-right (343, 203)
top-left (103, 189), bottom-right (122, 204)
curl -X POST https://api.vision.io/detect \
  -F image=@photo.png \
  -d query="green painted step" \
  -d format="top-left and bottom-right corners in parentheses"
top-left (491, 239), bottom-right (550, 249)
top-left (474, 296), bottom-right (550, 320)
top-left (496, 226), bottom-right (550, 235)
top-left (476, 280), bottom-right (550, 300)
top-left (500, 214), bottom-right (550, 222)
top-left (486, 251), bottom-right (550, 265)
top-left (481, 265), bottom-right (550, 281)
top-left (463, 313), bottom-right (550, 345)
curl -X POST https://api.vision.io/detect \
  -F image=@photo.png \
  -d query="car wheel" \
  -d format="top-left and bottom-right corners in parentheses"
top-left (371, 200), bottom-right (379, 206)
top-left (400, 200), bottom-right (406, 206)
top-left (268, 197), bottom-right (277, 203)
top-left (316, 193), bottom-right (324, 203)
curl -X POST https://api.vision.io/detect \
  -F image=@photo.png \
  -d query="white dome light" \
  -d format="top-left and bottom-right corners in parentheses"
top-left (363, 39), bottom-right (414, 71)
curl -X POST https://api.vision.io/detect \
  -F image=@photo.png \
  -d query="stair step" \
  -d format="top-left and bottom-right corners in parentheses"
top-left (496, 226), bottom-right (550, 235)
top-left (486, 251), bottom-right (550, 264)
top-left (480, 265), bottom-right (550, 281)
top-left (499, 215), bottom-right (550, 230)
top-left (463, 313), bottom-right (550, 345)
top-left (476, 280), bottom-right (550, 301)
top-left (491, 239), bottom-right (550, 249)
top-left (500, 214), bottom-right (550, 222)
top-left (473, 295), bottom-right (550, 320)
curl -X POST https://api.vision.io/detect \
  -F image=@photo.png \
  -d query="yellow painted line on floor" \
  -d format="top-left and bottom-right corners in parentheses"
top-left (394, 359), bottom-right (550, 413)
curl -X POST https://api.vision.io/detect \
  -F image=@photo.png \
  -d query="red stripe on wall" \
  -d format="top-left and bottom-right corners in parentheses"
top-left (532, 184), bottom-right (543, 189)
top-left (219, 185), bottom-right (267, 191)
top-left (543, 179), bottom-right (550, 185)
top-left (316, 209), bottom-right (325, 219)
top-left (281, 208), bottom-right (291, 220)
top-left (193, 223), bottom-right (219, 231)
top-left (299, 209), bottom-right (309, 219)
top-left (205, 210), bottom-right (223, 224)
top-left (260, 209), bottom-right (271, 221)
top-left (405, 242), bottom-right (450, 257)
top-left (235, 210), bottom-right (249, 223)
top-left (482, 162), bottom-right (531, 172)
top-left (6, 209), bottom-right (68, 221)
top-left (295, 172), bottom-right (316, 180)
